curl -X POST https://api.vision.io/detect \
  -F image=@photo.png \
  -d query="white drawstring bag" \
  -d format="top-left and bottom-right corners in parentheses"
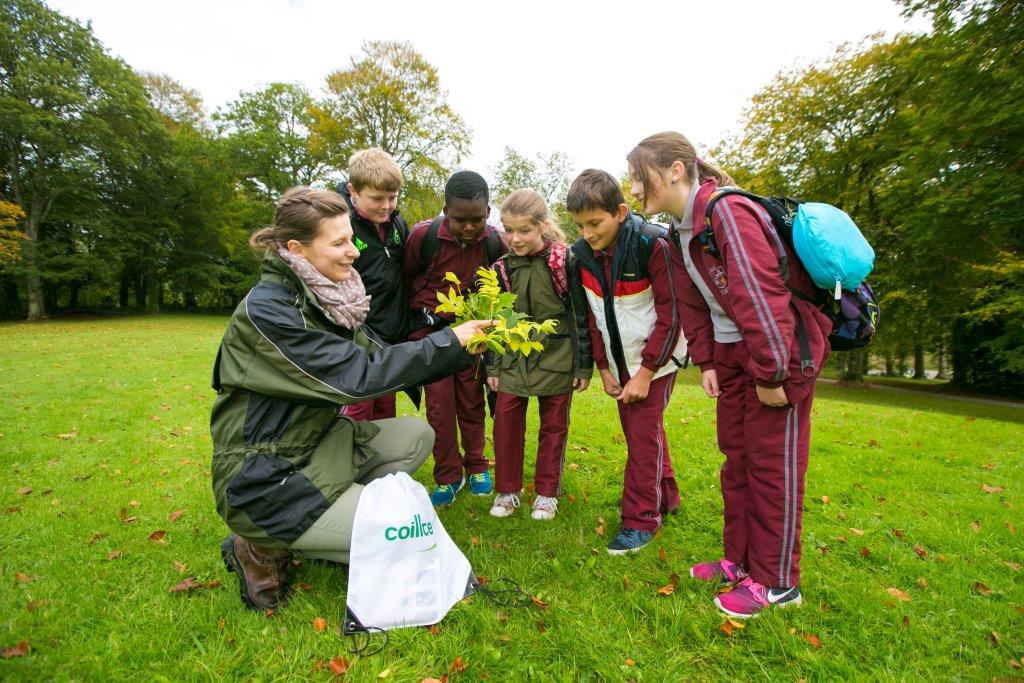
top-left (345, 472), bottom-right (474, 632)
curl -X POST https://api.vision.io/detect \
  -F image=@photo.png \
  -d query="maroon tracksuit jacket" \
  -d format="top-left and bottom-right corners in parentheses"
top-left (404, 218), bottom-right (507, 485)
top-left (677, 179), bottom-right (832, 587)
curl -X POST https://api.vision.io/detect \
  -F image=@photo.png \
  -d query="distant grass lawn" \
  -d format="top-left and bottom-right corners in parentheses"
top-left (2, 315), bottom-right (1022, 680)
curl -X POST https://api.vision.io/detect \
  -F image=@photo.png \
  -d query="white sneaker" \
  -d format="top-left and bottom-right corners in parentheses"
top-left (531, 495), bottom-right (558, 521)
top-left (490, 493), bottom-right (521, 518)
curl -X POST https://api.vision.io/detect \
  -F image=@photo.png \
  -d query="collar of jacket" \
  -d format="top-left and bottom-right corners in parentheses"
top-left (338, 184), bottom-right (402, 231)
top-left (691, 179), bottom-right (720, 236)
top-left (259, 250), bottom-right (342, 326)
top-left (572, 210), bottom-right (645, 262)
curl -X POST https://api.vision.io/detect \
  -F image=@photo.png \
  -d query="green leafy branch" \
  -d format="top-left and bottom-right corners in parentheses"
top-left (436, 268), bottom-right (559, 356)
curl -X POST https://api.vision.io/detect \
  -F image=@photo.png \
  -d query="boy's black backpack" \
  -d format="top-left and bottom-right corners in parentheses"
top-left (701, 188), bottom-right (880, 354)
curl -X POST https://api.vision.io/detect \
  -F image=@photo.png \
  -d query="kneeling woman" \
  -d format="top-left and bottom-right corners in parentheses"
top-left (211, 187), bottom-right (491, 612)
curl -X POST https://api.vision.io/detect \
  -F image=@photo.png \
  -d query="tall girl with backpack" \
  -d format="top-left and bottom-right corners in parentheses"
top-left (486, 189), bottom-right (593, 521)
top-left (626, 132), bottom-right (834, 617)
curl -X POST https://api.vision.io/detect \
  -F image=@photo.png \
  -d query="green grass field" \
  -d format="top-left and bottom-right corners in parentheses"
top-left (2, 315), bottom-right (1022, 681)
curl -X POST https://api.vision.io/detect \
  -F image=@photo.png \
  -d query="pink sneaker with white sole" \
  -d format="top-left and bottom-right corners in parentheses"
top-left (689, 558), bottom-right (747, 583)
top-left (714, 576), bottom-right (802, 618)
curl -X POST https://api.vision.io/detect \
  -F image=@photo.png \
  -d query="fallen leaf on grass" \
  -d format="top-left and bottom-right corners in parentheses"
top-left (566, 494), bottom-right (577, 503)
top-left (658, 546), bottom-right (667, 563)
top-left (530, 595), bottom-right (549, 611)
top-left (804, 633), bottom-right (822, 649)
top-left (902, 615), bottom-right (910, 627)
top-left (428, 624), bottom-right (440, 636)
top-left (88, 532), bottom-right (107, 545)
top-left (1009, 659), bottom-right (1022, 669)
top-left (173, 561), bottom-right (187, 573)
top-left (887, 587), bottom-right (911, 602)
top-left (535, 621), bottom-right (546, 634)
top-left (1006, 521), bottom-right (1017, 534)
top-left (973, 581), bottom-right (992, 596)
top-left (207, 579), bottom-right (220, 589)
top-left (1004, 561), bottom-right (1021, 572)
top-left (168, 578), bottom-right (202, 593)
top-left (917, 577), bottom-right (929, 588)
top-left (914, 544), bottom-right (928, 560)
top-left (622, 575), bottom-right (632, 590)
top-left (568, 463), bottom-right (579, 471)
top-left (4, 506), bottom-right (22, 514)
top-left (450, 656), bottom-right (468, 673)
top-left (990, 631), bottom-right (1000, 646)
top-left (106, 550), bottom-right (122, 560)
top-left (17, 487), bottom-right (32, 496)
top-left (26, 600), bottom-right (43, 612)
top-left (849, 528), bottom-right (865, 536)
top-left (218, 616), bottom-right (225, 631)
top-left (118, 508), bottom-right (138, 524)
top-left (57, 431), bottom-right (78, 440)
top-left (470, 537), bottom-right (480, 547)
top-left (820, 495), bottom-right (830, 504)
top-left (656, 583), bottom-right (675, 597)
top-left (313, 617), bottom-right (327, 633)
top-left (892, 528), bottom-right (905, 538)
top-left (329, 657), bottom-right (349, 675)
top-left (595, 517), bottom-right (606, 538)
top-left (378, 667), bottom-right (391, 678)
top-left (148, 530), bottom-right (168, 543)
top-left (982, 462), bottom-right (996, 470)
top-left (168, 510), bottom-right (185, 523)
top-left (981, 484), bottom-right (1004, 494)
top-left (1, 641), bottom-right (29, 658)
top-left (295, 582), bottom-right (313, 591)
top-left (836, 535), bottom-right (848, 543)
top-left (860, 546), bottom-right (871, 557)
top-left (720, 618), bottom-right (745, 636)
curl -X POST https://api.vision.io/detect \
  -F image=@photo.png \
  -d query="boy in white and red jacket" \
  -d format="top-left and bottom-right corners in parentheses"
top-left (627, 131), bottom-right (832, 617)
top-left (567, 169), bottom-right (688, 555)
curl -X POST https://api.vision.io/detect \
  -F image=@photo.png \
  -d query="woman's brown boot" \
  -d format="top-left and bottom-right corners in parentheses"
top-left (220, 534), bottom-right (294, 612)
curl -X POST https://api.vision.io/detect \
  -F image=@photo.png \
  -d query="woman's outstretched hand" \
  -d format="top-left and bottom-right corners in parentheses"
top-left (451, 319), bottom-right (495, 352)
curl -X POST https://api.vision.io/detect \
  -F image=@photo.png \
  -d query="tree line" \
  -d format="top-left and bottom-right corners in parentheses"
top-left (2, 0), bottom-right (1020, 394)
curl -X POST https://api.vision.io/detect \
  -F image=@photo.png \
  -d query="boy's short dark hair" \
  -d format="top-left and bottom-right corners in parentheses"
top-left (444, 170), bottom-right (489, 205)
top-left (566, 169), bottom-right (624, 215)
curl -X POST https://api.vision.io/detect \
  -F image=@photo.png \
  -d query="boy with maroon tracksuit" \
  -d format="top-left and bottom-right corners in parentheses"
top-left (626, 131), bottom-right (832, 617)
top-left (566, 169), bottom-right (688, 555)
top-left (404, 171), bottom-right (507, 506)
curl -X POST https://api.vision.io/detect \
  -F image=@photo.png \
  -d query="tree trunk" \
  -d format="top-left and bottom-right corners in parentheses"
top-left (135, 275), bottom-right (146, 307)
top-left (884, 352), bottom-right (895, 377)
top-left (67, 282), bottom-right (80, 310)
top-left (840, 349), bottom-right (866, 381)
top-left (1, 276), bottom-right (22, 319)
top-left (146, 273), bottom-right (160, 313)
top-left (119, 271), bottom-right (130, 308)
top-left (913, 341), bottom-right (926, 379)
top-left (936, 338), bottom-right (948, 379)
top-left (897, 353), bottom-right (908, 378)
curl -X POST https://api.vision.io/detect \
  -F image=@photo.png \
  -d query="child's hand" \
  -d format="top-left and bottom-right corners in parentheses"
top-left (486, 376), bottom-right (500, 392)
top-left (756, 384), bottom-right (788, 407)
top-left (701, 369), bottom-right (721, 398)
top-left (617, 367), bottom-right (653, 404)
top-left (573, 377), bottom-right (590, 393)
top-left (599, 369), bottom-right (621, 398)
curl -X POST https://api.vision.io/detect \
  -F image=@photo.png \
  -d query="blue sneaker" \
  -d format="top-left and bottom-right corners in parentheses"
top-left (430, 477), bottom-right (464, 507)
top-left (606, 527), bottom-right (654, 555)
top-left (468, 470), bottom-right (493, 496)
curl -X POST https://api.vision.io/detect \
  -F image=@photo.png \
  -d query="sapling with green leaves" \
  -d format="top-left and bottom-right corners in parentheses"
top-left (435, 268), bottom-right (559, 356)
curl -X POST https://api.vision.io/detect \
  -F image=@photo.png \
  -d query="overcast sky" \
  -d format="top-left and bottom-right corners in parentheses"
top-left (51, 0), bottom-right (929, 181)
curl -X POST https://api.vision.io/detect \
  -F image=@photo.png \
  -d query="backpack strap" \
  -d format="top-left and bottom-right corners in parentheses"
top-left (418, 215), bottom-right (445, 274)
top-left (546, 242), bottom-right (569, 300)
top-left (494, 256), bottom-right (512, 292)
top-left (485, 228), bottom-right (506, 267)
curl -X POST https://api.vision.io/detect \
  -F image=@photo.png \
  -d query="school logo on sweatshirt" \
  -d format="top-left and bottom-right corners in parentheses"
top-left (384, 514), bottom-right (436, 551)
top-left (709, 265), bottom-right (729, 294)
top-left (354, 236), bottom-right (368, 251)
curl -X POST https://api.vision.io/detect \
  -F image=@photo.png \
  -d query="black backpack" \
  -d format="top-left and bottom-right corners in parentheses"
top-left (419, 215), bottom-right (506, 273)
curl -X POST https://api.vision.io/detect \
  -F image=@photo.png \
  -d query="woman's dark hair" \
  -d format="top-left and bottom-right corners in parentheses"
top-left (249, 186), bottom-right (349, 253)
top-left (626, 132), bottom-right (735, 199)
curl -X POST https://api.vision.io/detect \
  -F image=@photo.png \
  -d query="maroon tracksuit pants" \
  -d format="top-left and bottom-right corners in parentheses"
top-left (715, 340), bottom-right (814, 588)
top-left (425, 360), bottom-right (488, 485)
top-left (618, 372), bottom-right (681, 532)
top-left (341, 393), bottom-right (397, 421)
top-left (493, 392), bottom-right (572, 497)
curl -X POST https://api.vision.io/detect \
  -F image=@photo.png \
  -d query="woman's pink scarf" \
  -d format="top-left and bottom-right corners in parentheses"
top-left (276, 247), bottom-right (370, 331)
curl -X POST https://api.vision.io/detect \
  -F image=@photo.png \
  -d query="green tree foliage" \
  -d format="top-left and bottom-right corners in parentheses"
top-left (0, 0), bottom-right (164, 319)
top-left (312, 40), bottom-right (471, 216)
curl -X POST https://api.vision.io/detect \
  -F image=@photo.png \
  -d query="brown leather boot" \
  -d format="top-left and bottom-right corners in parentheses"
top-left (220, 534), bottom-right (293, 612)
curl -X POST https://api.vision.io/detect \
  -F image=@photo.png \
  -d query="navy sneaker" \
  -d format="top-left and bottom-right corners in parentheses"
top-left (606, 527), bottom-right (654, 555)
top-left (430, 477), bottom-right (465, 507)
top-left (468, 470), bottom-right (493, 496)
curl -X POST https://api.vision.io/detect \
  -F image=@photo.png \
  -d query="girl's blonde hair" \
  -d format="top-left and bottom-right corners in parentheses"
top-left (499, 188), bottom-right (566, 244)
top-left (626, 131), bottom-right (735, 197)
top-left (249, 186), bottom-right (349, 253)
